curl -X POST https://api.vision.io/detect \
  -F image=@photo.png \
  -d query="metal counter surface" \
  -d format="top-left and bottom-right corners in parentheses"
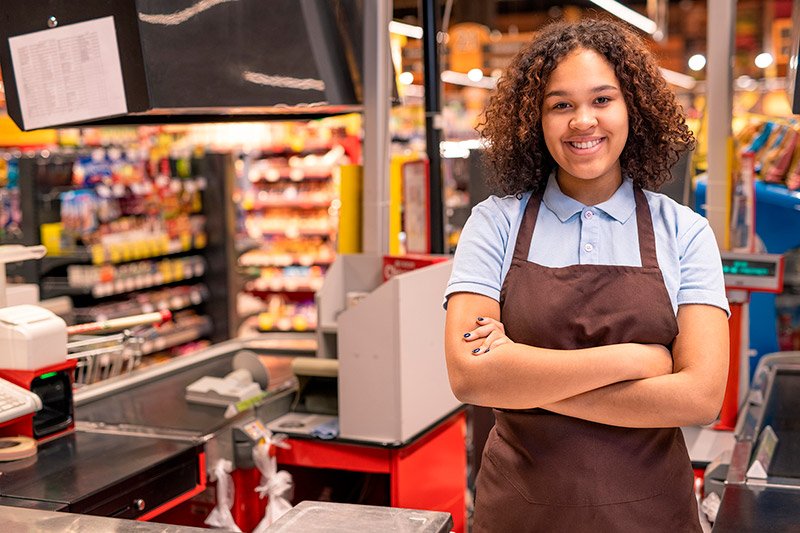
top-left (712, 484), bottom-right (800, 532)
top-left (265, 501), bottom-right (453, 533)
top-left (75, 353), bottom-right (236, 435)
top-left (0, 431), bottom-right (200, 513)
top-left (0, 504), bottom-right (227, 532)
top-left (75, 342), bottom-right (298, 438)
top-left (0, 496), bottom-right (66, 511)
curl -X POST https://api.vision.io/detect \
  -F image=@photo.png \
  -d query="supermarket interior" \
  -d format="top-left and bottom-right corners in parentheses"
top-left (0, 1), bottom-right (799, 531)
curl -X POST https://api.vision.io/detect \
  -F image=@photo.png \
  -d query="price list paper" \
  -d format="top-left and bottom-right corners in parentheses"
top-left (8, 16), bottom-right (128, 130)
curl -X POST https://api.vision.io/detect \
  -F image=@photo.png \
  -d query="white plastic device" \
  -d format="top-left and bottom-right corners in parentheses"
top-left (0, 304), bottom-right (68, 370)
top-left (0, 377), bottom-right (42, 424)
top-left (186, 369), bottom-right (262, 407)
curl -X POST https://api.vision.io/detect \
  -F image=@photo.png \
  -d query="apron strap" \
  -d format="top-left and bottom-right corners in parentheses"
top-left (634, 187), bottom-right (659, 269)
top-left (512, 191), bottom-right (543, 262)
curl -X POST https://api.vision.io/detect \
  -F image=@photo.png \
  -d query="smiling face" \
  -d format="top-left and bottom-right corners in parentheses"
top-left (541, 47), bottom-right (629, 204)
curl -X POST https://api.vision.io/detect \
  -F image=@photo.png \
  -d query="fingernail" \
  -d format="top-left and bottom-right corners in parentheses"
top-left (472, 348), bottom-right (480, 354)
top-left (477, 317), bottom-right (484, 321)
top-left (463, 333), bottom-right (471, 338)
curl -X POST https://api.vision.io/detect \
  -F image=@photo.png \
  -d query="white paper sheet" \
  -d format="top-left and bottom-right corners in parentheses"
top-left (8, 16), bottom-right (128, 130)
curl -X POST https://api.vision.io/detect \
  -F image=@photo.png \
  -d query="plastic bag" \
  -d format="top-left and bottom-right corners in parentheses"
top-left (701, 491), bottom-right (721, 523)
top-left (204, 458), bottom-right (242, 532)
top-left (252, 433), bottom-right (294, 533)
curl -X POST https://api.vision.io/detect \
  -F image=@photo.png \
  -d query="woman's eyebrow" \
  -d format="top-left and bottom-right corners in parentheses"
top-left (543, 85), bottom-right (620, 99)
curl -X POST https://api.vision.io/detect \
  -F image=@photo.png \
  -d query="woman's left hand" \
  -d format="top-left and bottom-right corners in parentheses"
top-left (463, 316), bottom-right (514, 355)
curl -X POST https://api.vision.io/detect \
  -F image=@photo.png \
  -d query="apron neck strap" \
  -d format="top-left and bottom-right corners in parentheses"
top-left (633, 187), bottom-right (659, 268)
top-left (512, 191), bottom-right (543, 262)
top-left (512, 185), bottom-right (659, 269)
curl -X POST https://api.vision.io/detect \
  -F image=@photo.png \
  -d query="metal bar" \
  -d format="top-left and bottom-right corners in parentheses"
top-left (706, 0), bottom-right (736, 249)
top-left (421, 0), bottom-right (445, 254)
top-left (362, 0), bottom-right (392, 254)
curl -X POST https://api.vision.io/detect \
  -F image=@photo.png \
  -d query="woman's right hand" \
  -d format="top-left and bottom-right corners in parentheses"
top-left (637, 344), bottom-right (674, 379)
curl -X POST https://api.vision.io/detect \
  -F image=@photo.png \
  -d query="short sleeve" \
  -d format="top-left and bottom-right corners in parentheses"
top-left (443, 199), bottom-right (511, 309)
top-left (677, 217), bottom-right (730, 316)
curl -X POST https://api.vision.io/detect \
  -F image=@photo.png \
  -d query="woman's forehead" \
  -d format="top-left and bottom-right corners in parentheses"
top-left (544, 48), bottom-right (620, 92)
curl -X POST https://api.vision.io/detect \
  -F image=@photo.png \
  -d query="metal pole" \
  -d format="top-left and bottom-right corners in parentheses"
top-left (706, 0), bottom-right (735, 249)
top-left (421, 0), bottom-right (445, 254)
top-left (362, 0), bottom-right (392, 255)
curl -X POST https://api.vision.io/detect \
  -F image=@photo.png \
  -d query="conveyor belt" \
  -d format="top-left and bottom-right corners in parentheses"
top-left (713, 485), bottom-right (800, 532)
top-left (76, 353), bottom-right (235, 434)
top-left (762, 369), bottom-right (800, 478)
top-left (714, 354), bottom-right (800, 532)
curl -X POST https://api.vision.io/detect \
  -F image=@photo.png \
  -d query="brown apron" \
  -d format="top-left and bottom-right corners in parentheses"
top-left (473, 188), bottom-right (701, 532)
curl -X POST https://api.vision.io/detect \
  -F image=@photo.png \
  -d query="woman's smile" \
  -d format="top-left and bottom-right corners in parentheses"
top-left (564, 137), bottom-right (605, 153)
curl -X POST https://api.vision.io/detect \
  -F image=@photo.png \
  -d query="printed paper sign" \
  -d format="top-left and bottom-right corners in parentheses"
top-left (9, 16), bottom-right (127, 130)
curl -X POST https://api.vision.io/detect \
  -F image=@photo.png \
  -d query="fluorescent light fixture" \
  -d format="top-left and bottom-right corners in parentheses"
top-left (389, 20), bottom-right (423, 39)
top-left (588, 0), bottom-right (658, 34)
top-left (440, 139), bottom-right (485, 159)
top-left (659, 67), bottom-right (697, 90)
top-left (688, 54), bottom-right (706, 72)
top-left (441, 70), bottom-right (497, 89)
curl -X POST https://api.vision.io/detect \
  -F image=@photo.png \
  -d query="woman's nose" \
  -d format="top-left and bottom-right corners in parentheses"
top-left (570, 109), bottom-right (598, 130)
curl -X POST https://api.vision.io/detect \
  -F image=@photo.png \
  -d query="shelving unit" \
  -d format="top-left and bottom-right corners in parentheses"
top-left (234, 130), bottom-right (352, 336)
top-left (4, 148), bottom-right (238, 374)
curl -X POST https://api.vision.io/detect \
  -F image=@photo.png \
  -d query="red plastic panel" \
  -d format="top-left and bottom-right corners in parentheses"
top-left (277, 439), bottom-right (391, 474)
top-left (391, 412), bottom-right (467, 533)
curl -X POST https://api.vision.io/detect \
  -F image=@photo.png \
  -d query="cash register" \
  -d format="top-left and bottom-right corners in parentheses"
top-left (0, 246), bottom-right (74, 442)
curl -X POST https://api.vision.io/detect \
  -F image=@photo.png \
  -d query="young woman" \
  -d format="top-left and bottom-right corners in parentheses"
top-left (443, 18), bottom-right (729, 532)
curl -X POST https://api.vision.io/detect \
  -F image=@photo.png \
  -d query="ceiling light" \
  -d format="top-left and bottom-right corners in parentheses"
top-left (467, 69), bottom-right (484, 82)
top-left (688, 54), bottom-right (706, 72)
top-left (441, 70), bottom-right (497, 89)
top-left (755, 52), bottom-right (774, 69)
top-left (389, 21), bottom-right (423, 39)
top-left (659, 68), bottom-right (697, 90)
top-left (398, 72), bottom-right (415, 85)
top-left (587, 0), bottom-right (658, 34)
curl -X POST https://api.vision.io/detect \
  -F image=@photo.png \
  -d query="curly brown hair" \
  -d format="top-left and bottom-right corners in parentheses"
top-left (479, 17), bottom-right (696, 196)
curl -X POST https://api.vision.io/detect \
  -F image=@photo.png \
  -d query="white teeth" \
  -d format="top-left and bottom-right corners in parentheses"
top-left (569, 139), bottom-right (602, 149)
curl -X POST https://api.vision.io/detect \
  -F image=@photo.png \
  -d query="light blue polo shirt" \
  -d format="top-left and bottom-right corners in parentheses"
top-left (445, 175), bottom-right (730, 317)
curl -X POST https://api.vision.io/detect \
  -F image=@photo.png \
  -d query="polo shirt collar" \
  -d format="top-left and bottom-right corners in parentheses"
top-left (542, 174), bottom-right (584, 222)
top-left (542, 174), bottom-right (636, 224)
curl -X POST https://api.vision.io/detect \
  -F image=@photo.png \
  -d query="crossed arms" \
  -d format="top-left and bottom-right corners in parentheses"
top-left (444, 292), bottom-right (729, 428)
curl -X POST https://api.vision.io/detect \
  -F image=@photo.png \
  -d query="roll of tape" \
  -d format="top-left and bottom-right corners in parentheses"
top-left (291, 357), bottom-right (339, 378)
top-left (0, 436), bottom-right (37, 462)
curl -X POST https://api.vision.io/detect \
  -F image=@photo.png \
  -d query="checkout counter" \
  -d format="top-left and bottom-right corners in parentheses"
top-left (0, 257), bottom-right (464, 532)
top-left (710, 352), bottom-right (800, 531)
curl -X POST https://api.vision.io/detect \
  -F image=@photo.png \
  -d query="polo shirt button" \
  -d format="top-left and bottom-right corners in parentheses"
top-left (584, 243), bottom-right (594, 252)
top-left (584, 210), bottom-right (594, 219)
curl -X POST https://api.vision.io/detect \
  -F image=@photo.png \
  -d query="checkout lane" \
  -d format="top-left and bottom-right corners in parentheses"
top-left (710, 353), bottom-right (800, 532)
top-left (0, 333), bottom-right (464, 531)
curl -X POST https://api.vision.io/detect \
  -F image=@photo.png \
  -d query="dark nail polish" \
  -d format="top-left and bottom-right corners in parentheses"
top-left (472, 348), bottom-right (480, 354)
top-left (463, 333), bottom-right (471, 338)
top-left (477, 317), bottom-right (484, 321)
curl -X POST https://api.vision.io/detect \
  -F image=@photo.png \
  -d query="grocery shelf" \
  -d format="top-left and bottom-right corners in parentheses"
top-left (243, 199), bottom-right (332, 210)
top-left (239, 259), bottom-right (334, 268)
top-left (139, 318), bottom-right (213, 356)
top-left (41, 240), bottom-right (207, 270)
top-left (244, 286), bottom-right (317, 297)
top-left (42, 267), bottom-right (206, 299)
